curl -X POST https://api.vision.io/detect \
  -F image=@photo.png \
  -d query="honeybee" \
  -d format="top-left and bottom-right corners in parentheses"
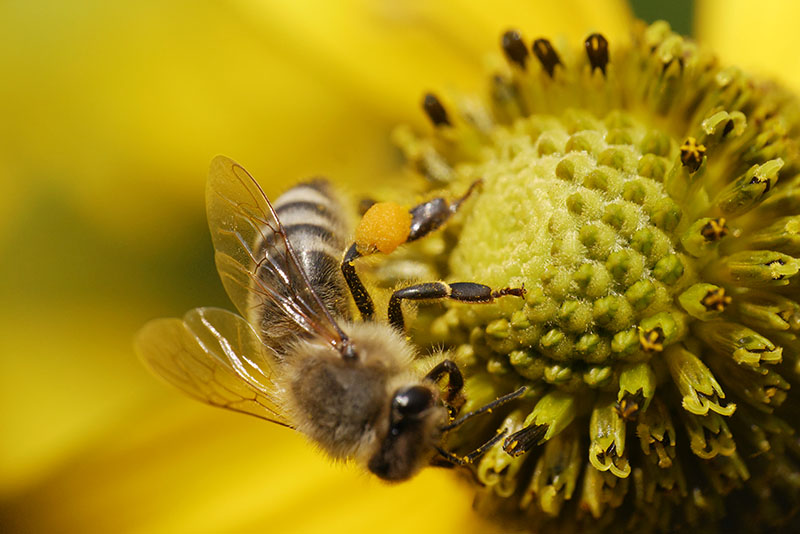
top-left (135, 156), bottom-right (525, 481)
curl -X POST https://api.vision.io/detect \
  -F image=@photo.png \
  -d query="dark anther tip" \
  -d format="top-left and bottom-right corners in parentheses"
top-left (722, 119), bottom-right (735, 138)
top-left (422, 93), bottom-right (451, 127)
top-left (680, 137), bottom-right (706, 173)
top-left (532, 38), bottom-right (561, 78)
top-left (501, 29), bottom-right (529, 69)
top-left (700, 218), bottom-right (728, 242)
top-left (585, 33), bottom-right (609, 75)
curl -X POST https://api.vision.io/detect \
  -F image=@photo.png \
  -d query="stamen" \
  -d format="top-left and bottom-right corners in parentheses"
top-left (618, 362), bottom-right (656, 416)
top-left (680, 137), bottom-right (706, 172)
top-left (638, 326), bottom-right (665, 353)
top-left (585, 33), bottom-right (609, 75)
top-left (700, 218), bottom-right (728, 241)
top-left (614, 389), bottom-right (645, 421)
top-left (532, 38), bottom-right (561, 77)
top-left (422, 92), bottom-right (451, 127)
top-left (501, 30), bottom-right (529, 69)
top-left (700, 287), bottom-right (731, 312)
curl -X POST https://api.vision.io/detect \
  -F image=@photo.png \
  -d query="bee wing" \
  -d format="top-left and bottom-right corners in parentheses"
top-left (135, 307), bottom-right (292, 427)
top-left (207, 155), bottom-right (346, 350)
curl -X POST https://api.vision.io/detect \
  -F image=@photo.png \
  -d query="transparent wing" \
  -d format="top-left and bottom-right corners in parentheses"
top-left (135, 307), bottom-right (292, 427)
top-left (207, 155), bottom-right (346, 351)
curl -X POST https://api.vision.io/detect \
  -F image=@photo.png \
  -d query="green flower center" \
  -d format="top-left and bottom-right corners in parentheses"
top-left (448, 109), bottom-right (688, 375)
top-left (381, 21), bottom-right (800, 532)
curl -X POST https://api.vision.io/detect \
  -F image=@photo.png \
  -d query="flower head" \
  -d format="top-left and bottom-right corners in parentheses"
top-left (376, 20), bottom-right (800, 532)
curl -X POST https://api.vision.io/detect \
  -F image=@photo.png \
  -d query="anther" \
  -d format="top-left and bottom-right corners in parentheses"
top-left (680, 137), bottom-right (706, 172)
top-left (701, 287), bottom-right (731, 312)
top-left (750, 172), bottom-right (773, 194)
top-left (501, 30), bottom-right (529, 69)
top-left (638, 326), bottom-right (665, 353)
top-left (661, 56), bottom-right (684, 74)
top-left (700, 218), bottom-right (728, 241)
top-left (722, 119), bottom-right (735, 138)
top-left (614, 390), bottom-right (644, 421)
top-left (532, 38), bottom-right (561, 77)
top-left (422, 93), bottom-right (451, 127)
top-left (585, 33), bottom-right (609, 75)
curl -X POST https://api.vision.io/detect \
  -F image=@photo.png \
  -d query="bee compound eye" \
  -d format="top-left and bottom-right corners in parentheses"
top-left (392, 386), bottom-right (434, 417)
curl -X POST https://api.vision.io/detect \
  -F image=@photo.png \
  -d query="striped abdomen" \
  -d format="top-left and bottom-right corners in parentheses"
top-left (249, 179), bottom-right (350, 355)
top-left (249, 179), bottom-right (352, 354)
top-left (273, 180), bottom-right (352, 321)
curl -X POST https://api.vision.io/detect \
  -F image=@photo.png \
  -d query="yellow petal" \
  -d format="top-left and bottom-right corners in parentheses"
top-left (239, 0), bottom-right (634, 124)
top-left (3, 404), bottom-right (494, 533)
top-left (0, 1), bottom-right (395, 238)
top-left (696, 0), bottom-right (800, 93)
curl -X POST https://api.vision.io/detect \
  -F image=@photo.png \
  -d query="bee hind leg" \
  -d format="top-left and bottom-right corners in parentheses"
top-left (341, 180), bottom-right (482, 322)
top-left (387, 281), bottom-right (525, 332)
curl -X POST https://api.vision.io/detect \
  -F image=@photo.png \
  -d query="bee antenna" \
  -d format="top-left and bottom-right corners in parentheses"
top-left (440, 386), bottom-right (527, 432)
top-left (435, 428), bottom-right (509, 467)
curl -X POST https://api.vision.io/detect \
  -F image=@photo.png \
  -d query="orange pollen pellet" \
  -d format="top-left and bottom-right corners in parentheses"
top-left (355, 201), bottom-right (412, 254)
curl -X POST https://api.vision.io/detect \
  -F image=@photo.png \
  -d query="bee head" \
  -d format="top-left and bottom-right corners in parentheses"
top-left (367, 383), bottom-right (446, 481)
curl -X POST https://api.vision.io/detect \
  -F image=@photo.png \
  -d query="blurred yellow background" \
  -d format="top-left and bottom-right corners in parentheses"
top-left (1, 0), bottom-right (798, 532)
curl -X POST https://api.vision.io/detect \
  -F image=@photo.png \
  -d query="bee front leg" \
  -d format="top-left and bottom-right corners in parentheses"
top-left (388, 281), bottom-right (525, 332)
top-left (424, 360), bottom-right (464, 404)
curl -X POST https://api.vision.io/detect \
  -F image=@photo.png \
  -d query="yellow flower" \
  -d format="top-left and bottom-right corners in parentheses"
top-left (2, 1), bottom-right (799, 532)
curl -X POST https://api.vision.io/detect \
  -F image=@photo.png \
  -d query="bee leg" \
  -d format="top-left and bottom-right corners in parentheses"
top-left (358, 197), bottom-right (376, 215)
top-left (434, 428), bottom-right (509, 467)
top-left (341, 181), bottom-right (481, 320)
top-left (441, 386), bottom-right (527, 431)
top-left (406, 179), bottom-right (481, 243)
top-left (388, 281), bottom-right (525, 332)
top-left (502, 423), bottom-right (550, 457)
top-left (429, 456), bottom-right (486, 488)
top-left (342, 243), bottom-right (375, 320)
top-left (424, 359), bottom-right (464, 405)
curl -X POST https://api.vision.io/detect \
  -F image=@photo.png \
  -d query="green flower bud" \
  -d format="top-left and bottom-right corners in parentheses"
top-left (664, 345), bottom-right (736, 416)
top-left (694, 321), bottom-right (782, 367)
top-left (476, 410), bottom-right (529, 496)
top-left (709, 250), bottom-right (800, 287)
top-left (680, 217), bottom-right (730, 257)
top-left (523, 426), bottom-right (581, 516)
top-left (504, 391), bottom-right (576, 456)
top-left (618, 361), bottom-right (657, 416)
top-left (713, 159), bottom-right (784, 217)
top-left (636, 398), bottom-right (676, 469)
top-left (682, 411), bottom-right (736, 459)
top-left (732, 291), bottom-right (800, 331)
top-left (589, 395), bottom-right (631, 478)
